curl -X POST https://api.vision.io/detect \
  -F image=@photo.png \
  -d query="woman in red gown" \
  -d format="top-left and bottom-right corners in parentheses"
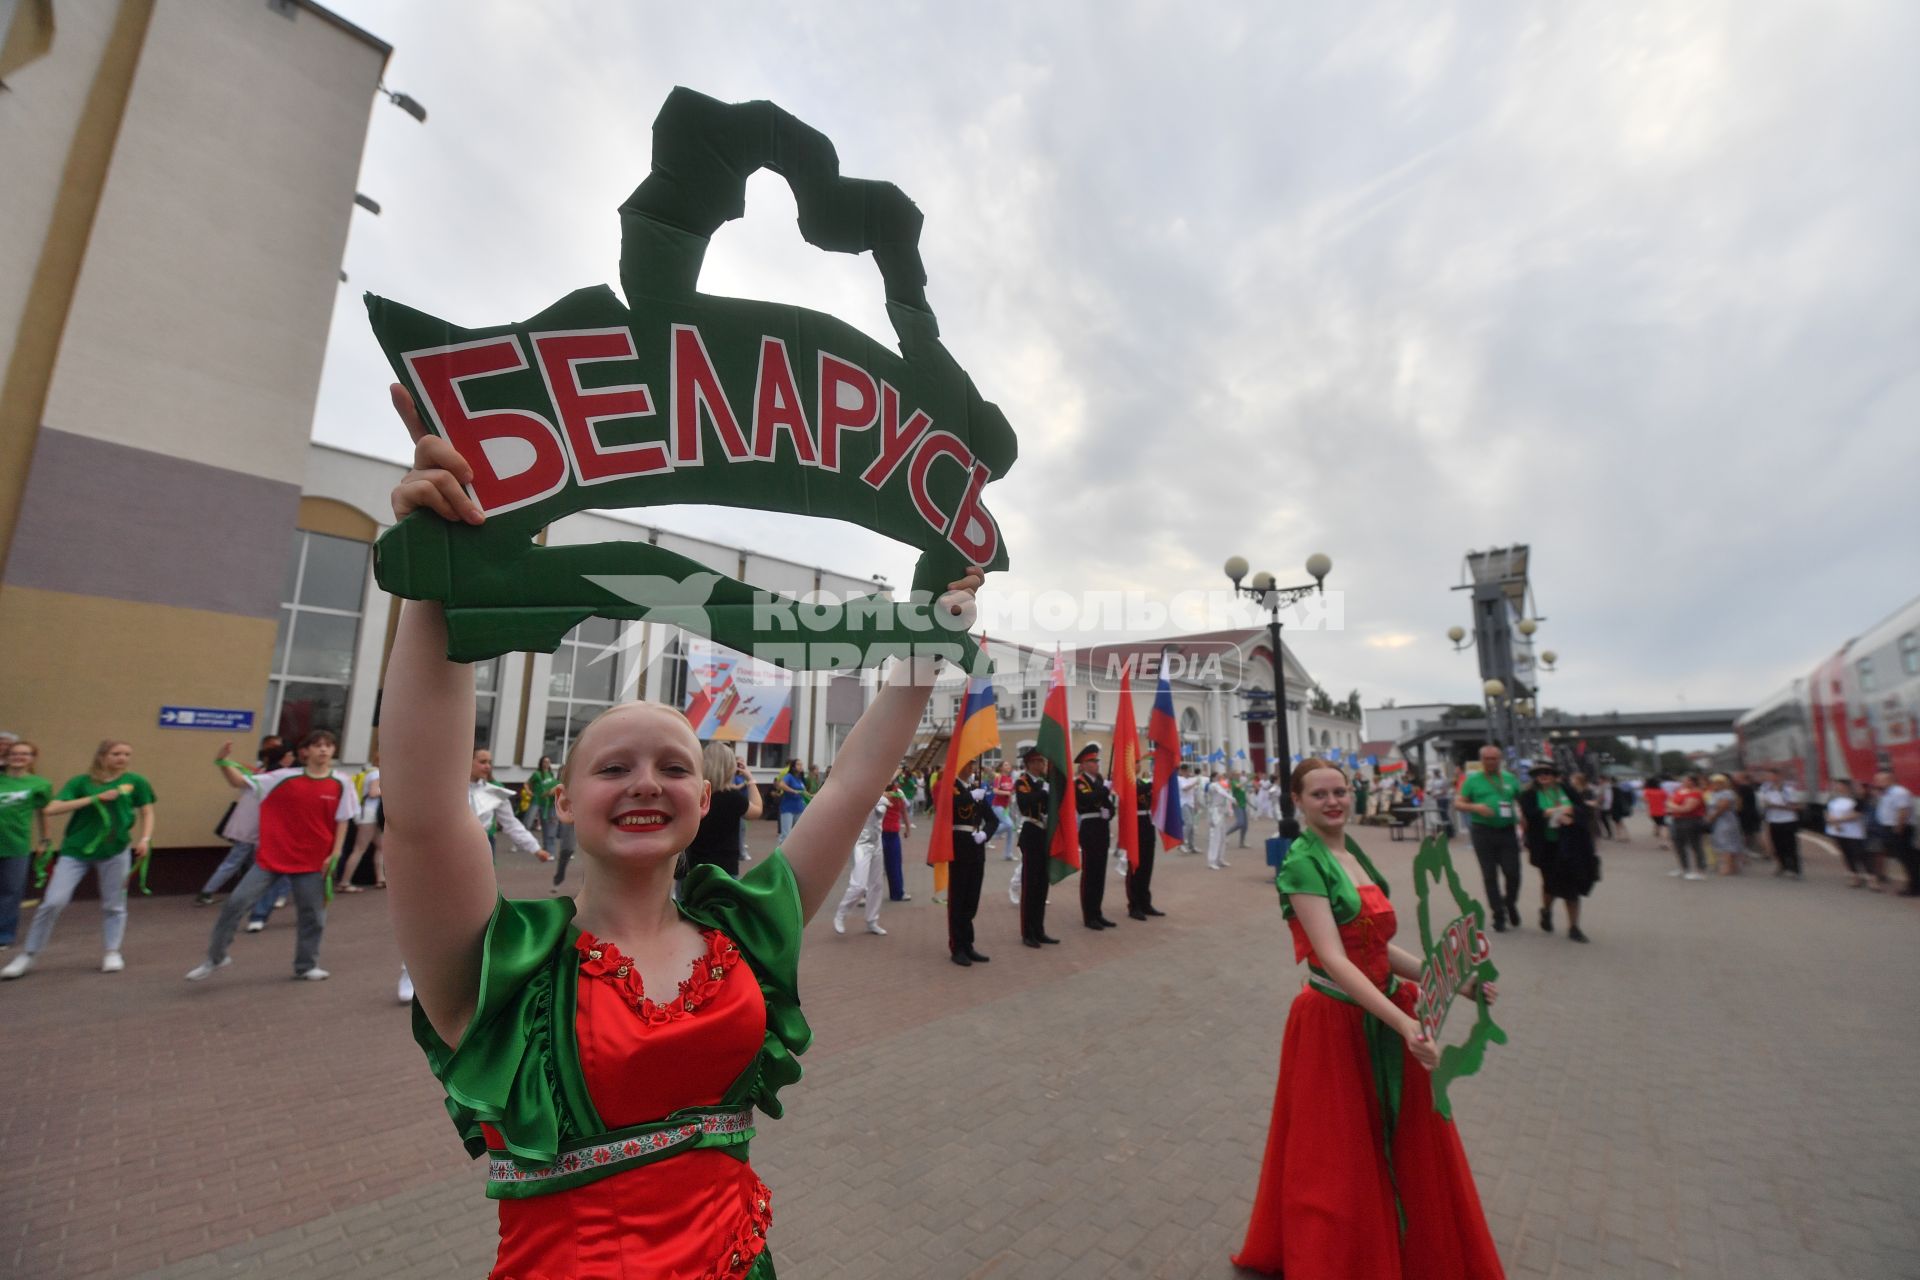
top-left (1234, 758), bottom-right (1506, 1279)
top-left (380, 387), bottom-right (985, 1278)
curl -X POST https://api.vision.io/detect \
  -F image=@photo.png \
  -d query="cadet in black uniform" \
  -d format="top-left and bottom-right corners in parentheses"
top-left (1015, 747), bottom-right (1060, 948)
top-left (1126, 761), bottom-right (1166, 920)
top-left (947, 760), bottom-right (998, 967)
top-left (1075, 744), bottom-right (1118, 929)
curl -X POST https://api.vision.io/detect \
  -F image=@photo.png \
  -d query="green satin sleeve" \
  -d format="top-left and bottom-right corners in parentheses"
top-left (411, 895), bottom-right (595, 1165)
top-left (1275, 830), bottom-right (1362, 923)
top-left (679, 848), bottom-right (813, 1119)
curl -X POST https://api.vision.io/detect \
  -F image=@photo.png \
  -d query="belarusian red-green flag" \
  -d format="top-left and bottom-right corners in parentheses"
top-left (1110, 665), bottom-right (1142, 872)
top-left (1038, 647), bottom-right (1080, 882)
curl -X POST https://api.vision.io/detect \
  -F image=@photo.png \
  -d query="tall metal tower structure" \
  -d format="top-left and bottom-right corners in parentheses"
top-left (1453, 545), bottom-right (1544, 754)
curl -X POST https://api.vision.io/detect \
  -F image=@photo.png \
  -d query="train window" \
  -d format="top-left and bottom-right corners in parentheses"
top-left (1856, 656), bottom-right (1874, 692)
top-left (1903, 632), bottom-right (1919, 676)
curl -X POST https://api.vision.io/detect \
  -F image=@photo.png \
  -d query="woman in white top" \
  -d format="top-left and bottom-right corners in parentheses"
top-left (337, 750), bottom-right (383, 892)
top-left (1824, 779), bottom-right (1870, 887)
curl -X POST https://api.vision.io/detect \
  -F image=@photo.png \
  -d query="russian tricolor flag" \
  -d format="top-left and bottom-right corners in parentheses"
top-left (1148, 667), bottom-right (1185, 849)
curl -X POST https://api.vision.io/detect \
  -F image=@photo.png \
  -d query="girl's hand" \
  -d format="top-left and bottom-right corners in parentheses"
top-left (217, 739), bottom-right (234, 761)
top-left (1402, 1018), bottom-right (1440, 1070)
top-left (388, 385), bottom-right (485, 526)
top-left (1474, 979), bottom-right (1499, 1007)
top-left (117, 783), bottom-right (137, 796)
top-left (935, 566), bottom-right (986, 632)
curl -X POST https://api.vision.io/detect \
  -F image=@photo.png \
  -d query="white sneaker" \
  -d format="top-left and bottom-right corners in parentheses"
top-left (184, 957), bottom-right (231, 981)
top-left (273, 896), bottom-right (288, 909)
top-left (245, 920), bottom-right (265, 933)
top-left (397, 968), bottom-right (414, 1005)
top-left (1683, 872), bottom-right (1706, 881)
top-left (101, 952), bottom-right (125, 973)
top-left (1667, 869), bottom-right (1686, 877)
top-left (1, 952), bottom-right (34, 980)
top-left (866, 923), bottom-right (888, 936)
top-left (299, 967), bottom-right (331, 981)
top-left (832, 914), bottom-right (846, 935)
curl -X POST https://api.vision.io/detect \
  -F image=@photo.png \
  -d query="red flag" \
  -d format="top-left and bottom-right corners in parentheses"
top-left (1111, 665), bottom-right (1142, 871)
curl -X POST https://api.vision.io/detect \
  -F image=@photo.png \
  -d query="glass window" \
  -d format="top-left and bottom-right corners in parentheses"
top-left (1086, 689), bottom-right (1098, 719)
top-left (543, 617), bottom-right (629, 761)
top-left (264, 530), bottom-right (368, 741)
top-left (273, 680), bottom-right (349, 746)
top-left (298, 534), bottom-right (371, 613)
top-left (1858, 657), bottom-right (1875, 693)
top-left (1902, 633), bottom-right (1919, 677)
top-left (284, 612), bottom-right (359, 681)
top-left (1019, 689), bottom-right (1039, 720)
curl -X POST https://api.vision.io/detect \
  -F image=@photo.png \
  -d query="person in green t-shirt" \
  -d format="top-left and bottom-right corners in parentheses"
top-left (1229, 774), bottom-right (1251, 848)
top-left (522, 755), bottom-right (561, 849)
top-left (1453, 743), bottom-right (1525, 933)
top-left (0, 739), bottom-right (55, 948)
top-left (2, 739), bottom-right (156, 979)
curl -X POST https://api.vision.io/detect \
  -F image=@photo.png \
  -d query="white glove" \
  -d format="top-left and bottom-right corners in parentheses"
top-left (972, 830), bottom-right (988, 844)
top-left (1101, 808), bottom-right (1113, 822)
top-left (970, 787), bottom-right (989, 802)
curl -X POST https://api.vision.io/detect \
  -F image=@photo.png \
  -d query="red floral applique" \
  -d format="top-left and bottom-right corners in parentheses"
top-left (703, 1177), bottom-right (773, 1280)
top-left (576, 929), bottom-right (742, 1022)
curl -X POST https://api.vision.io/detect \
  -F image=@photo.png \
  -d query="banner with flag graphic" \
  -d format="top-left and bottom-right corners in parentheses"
top-left (1148, 667), bottom-right (1185, 850)
top-left (1110, 665), bottom-right (1143, 872)
top-left (928, 640), bottom-right (1001, 866)
top-left (1037, 648), bottom-right (1080, 881)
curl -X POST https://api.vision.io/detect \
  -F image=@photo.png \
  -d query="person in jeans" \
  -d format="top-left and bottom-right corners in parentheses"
top-left (0, 739), bottom-right (53, 950)
top-left (1454, 744), bottom-right (1524, 931)
top-left (1667, 773), bottom-right (1708, 880)
top-left (2, 739), bottom-right (155, 979)
top-left (1826, 780), bottom-right (1871, 887)
top-left (1758, 769), bottom-right (1804, 879)
top-left (773, 762), bottom-right (809, 841)
top-left (187, 730), bottom-right (355, 982)
top-left (1871, 769), bottom-right (1916, 896)
top-left (194, 736), bottom-right (282, 906)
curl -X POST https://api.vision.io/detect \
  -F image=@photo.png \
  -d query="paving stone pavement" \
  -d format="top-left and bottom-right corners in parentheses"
top-left (4, 818), bottom-right (1916, 1279)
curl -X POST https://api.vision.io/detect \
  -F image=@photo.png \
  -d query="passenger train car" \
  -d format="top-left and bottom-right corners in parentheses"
top-left (1736, 594), bottom-right (1920, 796)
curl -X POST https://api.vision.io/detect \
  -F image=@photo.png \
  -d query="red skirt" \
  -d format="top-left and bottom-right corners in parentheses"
top-left (1233, 985), bottom-right (1504, 1279)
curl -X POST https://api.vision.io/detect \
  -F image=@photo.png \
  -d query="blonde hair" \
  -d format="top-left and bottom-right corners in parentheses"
top-left (701, 741), bottom-right (737, 789)
top-left (560, 701), bottom-right (700, 785)
top-left (89, 739), bottom-right (131, 781)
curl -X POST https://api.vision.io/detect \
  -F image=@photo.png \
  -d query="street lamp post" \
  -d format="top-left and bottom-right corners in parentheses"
top-left (1224, 552), bottom-right (1332, 845)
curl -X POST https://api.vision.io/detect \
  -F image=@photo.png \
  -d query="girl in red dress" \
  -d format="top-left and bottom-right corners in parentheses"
top-left (379, 387), bottom-right (983, 1279)
top-left (1234, 758), bottom-right (1505, 1279)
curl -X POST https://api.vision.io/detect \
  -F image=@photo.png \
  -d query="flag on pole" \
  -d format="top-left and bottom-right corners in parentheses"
top-left (1037, 647), bottom-right (1080, 881)
top-left (1110, 665), bottom-right (1143, 872)
top-left (929, 638), bottom-right (1001, 866)
top-left (1148, 666), bottom-right (1185, 850)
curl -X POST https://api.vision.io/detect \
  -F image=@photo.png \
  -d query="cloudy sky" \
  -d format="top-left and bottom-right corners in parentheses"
top-left (314, 0), bottom-right (1919, 739)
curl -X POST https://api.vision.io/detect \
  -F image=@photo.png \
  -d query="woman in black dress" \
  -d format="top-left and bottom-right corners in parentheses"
top-left (1519, 763), bottom-right (1598, 943)
top-left (683, 742), bottom-right (762, 879)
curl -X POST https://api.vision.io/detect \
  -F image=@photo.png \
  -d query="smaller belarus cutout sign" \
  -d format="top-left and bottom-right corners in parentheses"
top-left (368, 87), bottom-right (1017, 670)
top-left (1408, 833), bottom-right (1508, 1118)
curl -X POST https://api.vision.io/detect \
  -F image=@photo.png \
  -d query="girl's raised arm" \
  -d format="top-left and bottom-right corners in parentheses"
top-left (781, 570), bottom-right (983, 919)
top-left (378, 385), bottom-right (499, 1046)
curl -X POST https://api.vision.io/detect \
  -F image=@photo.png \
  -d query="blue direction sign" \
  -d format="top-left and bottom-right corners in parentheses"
top-left (159, 706), bottom-right (255, 732)
top-left (1241, 709), bottom-right (1276, 721)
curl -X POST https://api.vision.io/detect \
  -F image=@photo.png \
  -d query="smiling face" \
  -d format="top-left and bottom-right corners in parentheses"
top-left (6, 741), bottom-right (35, 773)
top-left (557, 703), bottom-right (710, 865)
top-left (1293, 766), bottom-right (1351, 835)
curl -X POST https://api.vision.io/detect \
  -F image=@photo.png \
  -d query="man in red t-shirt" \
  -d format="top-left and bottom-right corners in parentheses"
top-left (189, 730), bottom-right (356, 982)
top-left (1642, 777), bottom-right (1669, 847)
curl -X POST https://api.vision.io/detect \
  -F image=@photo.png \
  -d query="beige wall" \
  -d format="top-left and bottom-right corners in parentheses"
top-left (40, 0), bottom-right (385, 485)
top-left (0, 584), bottom-right (278, 850)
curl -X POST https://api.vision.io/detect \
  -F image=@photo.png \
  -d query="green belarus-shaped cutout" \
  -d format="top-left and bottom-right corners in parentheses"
top-left (367, 87), bottom-right (1016, 668)
top-left (1408, 832), bottom-right (1509, 1119)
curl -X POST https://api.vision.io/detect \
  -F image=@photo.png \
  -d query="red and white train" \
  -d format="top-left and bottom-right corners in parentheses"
top-left (1736, 594), bottom-right (1920, 796)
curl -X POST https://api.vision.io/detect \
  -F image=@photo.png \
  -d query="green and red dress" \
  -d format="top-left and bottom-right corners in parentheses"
top-left (413, 851), bottom-right (810, 1279)
top-left (1234, 831), bottom-right (1504, 1278)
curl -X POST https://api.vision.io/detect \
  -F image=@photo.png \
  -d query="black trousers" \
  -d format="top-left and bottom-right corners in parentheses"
top-left (1079, 820), bottom-right (1111, 923)
top-left (947, 838), bottom-right (985, 954)
top-left (1468, 823), bottom-right (1522, 914)
top-left (1671, 818), bottom-right (1706, 872)
top-left (1126, 815), bottom-right (1157, 913)
top-left (1018, 824), bottom-right (1050, 941)
top-left (1767, 821), bottom-right (1801, 875)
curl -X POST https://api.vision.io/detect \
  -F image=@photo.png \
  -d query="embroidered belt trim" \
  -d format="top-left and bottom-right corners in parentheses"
top-left (486, 1107), bottom-right (754, 1190)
